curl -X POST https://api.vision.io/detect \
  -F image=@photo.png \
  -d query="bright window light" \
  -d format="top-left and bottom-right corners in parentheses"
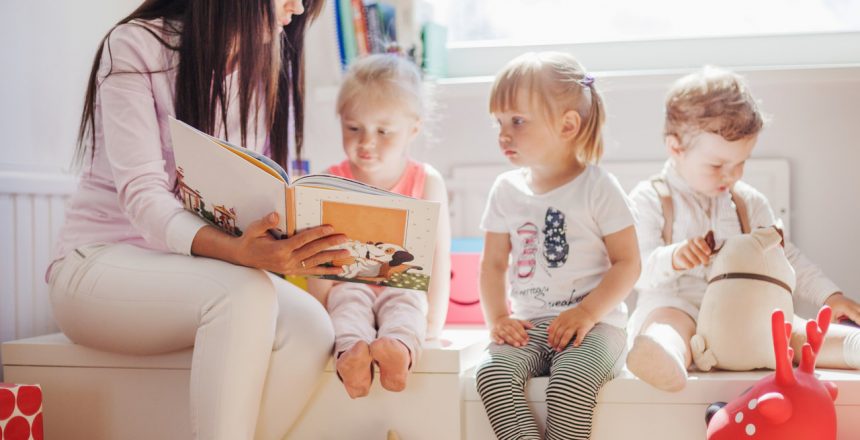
top-left (428, 0), bottom-right (860, 45)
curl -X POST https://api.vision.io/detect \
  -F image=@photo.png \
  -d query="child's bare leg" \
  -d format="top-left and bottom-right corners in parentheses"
top-left (627, 307), bottom-right (695, 392)
top-left (790, 315), bottom-right (860, 369)
top-left (370, 337), bottom-right (411, 392)
top-left (336, 341), bottom-right (374, 398)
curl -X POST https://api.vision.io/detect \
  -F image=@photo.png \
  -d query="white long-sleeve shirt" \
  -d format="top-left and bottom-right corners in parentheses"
top-left (50, 19), bottom-right (270, 277)
top-left (629, 161), bottom-right (839, 308)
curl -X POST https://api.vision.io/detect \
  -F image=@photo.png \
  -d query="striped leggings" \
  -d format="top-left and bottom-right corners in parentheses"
top-left (475, 319), bottom-right (626, 440)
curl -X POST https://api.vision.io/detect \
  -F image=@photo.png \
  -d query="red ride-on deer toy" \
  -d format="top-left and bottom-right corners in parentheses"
top-left (705, 307), bottom-right (839, 440)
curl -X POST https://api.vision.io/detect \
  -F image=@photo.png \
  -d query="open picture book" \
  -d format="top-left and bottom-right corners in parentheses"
top-left (169, 117), bottom-right (440, 291)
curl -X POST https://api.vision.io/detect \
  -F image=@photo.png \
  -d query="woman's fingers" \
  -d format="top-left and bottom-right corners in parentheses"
top-left (296, 234), bottom-right (349, 260)
top-left (288, 225), bottom-right (339, 249)
top-left (300, 249), bottom-right (350, 269)
top-left (245, 212), bottom-right (280, 238)
top-left (301, 264), bottom-right (347, 276)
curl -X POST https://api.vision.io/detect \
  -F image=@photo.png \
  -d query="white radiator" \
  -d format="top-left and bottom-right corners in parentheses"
top-left (0, 171), bottom-right (76, 377)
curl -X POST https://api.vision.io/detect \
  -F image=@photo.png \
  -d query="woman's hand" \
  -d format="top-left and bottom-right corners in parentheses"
top-left (233, 212), bottom-right (349, 276)
top-left (547, 305), bottom-right (597, 351)
top-left (490, 316), bottom-right (533, 347)
top-left (672, 236), bottom-right (712, 270)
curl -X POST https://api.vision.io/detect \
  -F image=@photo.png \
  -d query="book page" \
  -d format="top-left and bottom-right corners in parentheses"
top-left (293, 186), bottom-right (440, 291)
top-left (292, 174), bottom-right (404, 196)
top-left (169, 118), bottom-right (289, 237)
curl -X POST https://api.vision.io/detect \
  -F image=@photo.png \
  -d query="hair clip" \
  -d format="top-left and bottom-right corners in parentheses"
top-left (579, 74), bottom-right (595, 87)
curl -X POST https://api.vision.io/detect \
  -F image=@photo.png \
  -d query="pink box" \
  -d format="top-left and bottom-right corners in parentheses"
top-left (447, 252), bottom-right (484, 324)
top-left (0, 383), bottom-right (43, 440)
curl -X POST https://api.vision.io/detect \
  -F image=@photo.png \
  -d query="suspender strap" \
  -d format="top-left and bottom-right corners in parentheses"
top-left (652, 177), bottom-right (751, 244)
top-left (730, 190), bottom-right (751, 234)
top-left (650, 178), bottom-right (674, 245)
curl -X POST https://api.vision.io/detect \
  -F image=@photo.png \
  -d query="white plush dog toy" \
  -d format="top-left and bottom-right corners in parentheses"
top-left (691, 226), bottom-right (797, 371)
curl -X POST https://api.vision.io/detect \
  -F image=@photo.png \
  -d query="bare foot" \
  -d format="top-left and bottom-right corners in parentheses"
top-left (370, 337), bottom-right (411, 392)
top-left (336, 341), bottom-right (373, 398)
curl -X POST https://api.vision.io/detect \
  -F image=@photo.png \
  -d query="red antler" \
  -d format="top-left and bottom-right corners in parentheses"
top-left (800, 306), bottom-right (832, 373)
top-left (772, 310), bottom-right (796, 385)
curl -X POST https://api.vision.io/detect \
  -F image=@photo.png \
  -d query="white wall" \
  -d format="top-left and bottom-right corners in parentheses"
top-left (2, 2), bottom-right (859, 300)
top-left (0, 0), bottom-right (139, 173)
top-left (304, 6), bottom-right (860, 299)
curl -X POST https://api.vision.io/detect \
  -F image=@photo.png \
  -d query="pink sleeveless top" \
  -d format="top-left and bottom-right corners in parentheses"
top-left (325, 160), bottom-right (427, 199)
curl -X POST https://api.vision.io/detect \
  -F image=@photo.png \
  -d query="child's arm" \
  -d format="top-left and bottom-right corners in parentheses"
top-left (480, 231), bottom-right (533, 346)
top-left (422, 166), bottom-right (451, 341)
top-left (825, 293), bottom-right (860, 324)
top-left (547, 225), bottom-right (641, 351)
top-left (629, 183), bottom-right (691, 288)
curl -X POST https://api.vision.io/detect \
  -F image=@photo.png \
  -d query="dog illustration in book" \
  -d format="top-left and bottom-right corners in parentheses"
top-left (332, 239), bottom-right (417, 281)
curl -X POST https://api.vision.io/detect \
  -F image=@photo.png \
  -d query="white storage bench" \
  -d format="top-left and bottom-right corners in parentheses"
top-left (1, 328), bottom-right (490, 440)
top-left (5, 329), bottom-right (860, 440)
top-left (463, 368), bottom-right (860, 439)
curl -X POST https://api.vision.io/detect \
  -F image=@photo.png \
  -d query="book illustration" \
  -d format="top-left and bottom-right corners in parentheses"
top-left (168, 117), bottom-right (439, 291)
top-left (313, 199), bottom-right (432, 290)
top-left (177, 166), bottom-right (244, 236)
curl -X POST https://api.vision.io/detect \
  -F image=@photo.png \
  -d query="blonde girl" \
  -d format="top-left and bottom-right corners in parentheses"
top-left (308, 54), bottom-right (451, 399)
top-left (475, 52), bottom-right (640, 440)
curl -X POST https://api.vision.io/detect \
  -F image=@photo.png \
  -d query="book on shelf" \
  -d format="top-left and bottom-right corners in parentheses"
top-left (169, 117), bottom-right (441, 292)
top-left (333, 0), bottom-right (424, 69)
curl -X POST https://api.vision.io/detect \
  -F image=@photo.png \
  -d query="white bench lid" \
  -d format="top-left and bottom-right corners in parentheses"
top-left (2, 333), bottom-right (192, 369)
top-left (463, 368), bottom-right (860, 405)
top-left (324, 327), bottom-right (490, 374)
top-left (3, 327), bottom-right (492, 374)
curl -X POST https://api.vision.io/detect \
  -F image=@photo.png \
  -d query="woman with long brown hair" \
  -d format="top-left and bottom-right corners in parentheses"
top-left (47, 1), bottom-right (346, 438)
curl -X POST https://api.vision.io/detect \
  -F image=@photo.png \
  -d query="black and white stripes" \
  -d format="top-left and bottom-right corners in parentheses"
top-left (476, 319), bottom-right (626, 440)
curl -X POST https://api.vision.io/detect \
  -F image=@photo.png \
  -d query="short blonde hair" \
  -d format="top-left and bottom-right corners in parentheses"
top-left (336, 54), bottom-right (425, 119)
top-left (665, 66), bottom-right (764, 147)
top-left (489, 52), bottom-right (606, 164)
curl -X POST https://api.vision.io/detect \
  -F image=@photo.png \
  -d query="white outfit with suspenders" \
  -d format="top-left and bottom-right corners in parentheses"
top-left (627, 161), bottom-right (840, 340)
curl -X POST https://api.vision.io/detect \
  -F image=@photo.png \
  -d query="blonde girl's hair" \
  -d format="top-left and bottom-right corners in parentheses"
top-left (336, 54), bottom-right (425, 119)
top-left (489, 51), bottom-right (606, 164)
top-left (665, 66), bottom-right (765, 147)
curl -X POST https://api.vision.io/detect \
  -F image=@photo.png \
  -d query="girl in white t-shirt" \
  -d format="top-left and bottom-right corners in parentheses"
top-left (476, 52), bottom-right (641, 440)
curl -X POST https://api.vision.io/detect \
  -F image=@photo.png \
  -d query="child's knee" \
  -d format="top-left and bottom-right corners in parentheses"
top-left (476, 358), bottom-right (528, 390)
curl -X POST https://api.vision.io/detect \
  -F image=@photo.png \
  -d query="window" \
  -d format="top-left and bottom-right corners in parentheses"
top-left (426, 0), bottom-right (860, 77)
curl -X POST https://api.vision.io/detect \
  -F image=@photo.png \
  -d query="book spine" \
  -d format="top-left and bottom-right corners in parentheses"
top-left (377, 2), bottom-right (397, 51)
top-left (332, 0), bottom-right (347, 68)
top-left (351, 0), bottom-right (371, 56)
top-left (286, 186), bottom-right (297, 237)
top-left (337, 0), bottom-right (358, 65)
top-left (364, 3), bottom-right (384, 53)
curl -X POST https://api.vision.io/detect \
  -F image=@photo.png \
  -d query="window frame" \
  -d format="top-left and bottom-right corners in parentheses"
top-left (444, 32), bottom-right (860, 78)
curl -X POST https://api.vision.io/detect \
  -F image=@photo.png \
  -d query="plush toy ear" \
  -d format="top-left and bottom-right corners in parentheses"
top-left (752, 227), bottom-right (783, 251)
top-left (771, 225), bottom-right (786, 248)
top-left (756, 392), bottom-right (793, 424)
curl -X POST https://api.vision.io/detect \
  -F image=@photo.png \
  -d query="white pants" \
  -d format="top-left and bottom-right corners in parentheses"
top-left (48, 243), bottom-right (334, 440)
top-left (327, 282), bottom-right (428, 362)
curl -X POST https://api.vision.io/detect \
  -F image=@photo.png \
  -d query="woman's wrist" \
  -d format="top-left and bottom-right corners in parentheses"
top-left (191, 225), bottom-right (245, 266)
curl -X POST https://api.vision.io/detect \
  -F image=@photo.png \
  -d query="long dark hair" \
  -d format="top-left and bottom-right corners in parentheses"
top-left (74, 0), bottom-right (323, 170)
